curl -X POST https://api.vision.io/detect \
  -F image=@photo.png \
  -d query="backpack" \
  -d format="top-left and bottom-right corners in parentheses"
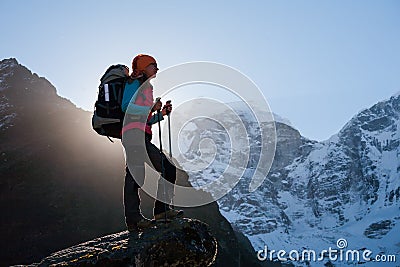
top-left (92, 64), bottom-right (129, 140)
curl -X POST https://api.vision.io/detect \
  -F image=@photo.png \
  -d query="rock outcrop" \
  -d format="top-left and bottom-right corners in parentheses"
top-left (25, 218), bottom-right (217, 267)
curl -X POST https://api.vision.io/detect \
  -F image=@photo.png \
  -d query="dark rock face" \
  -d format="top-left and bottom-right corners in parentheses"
top-left (363, 219), bottom-right (395, 239)
top-left (25, 218), bottom-right (217, 267)
top-left (0, 58), bottom-right (127, 265)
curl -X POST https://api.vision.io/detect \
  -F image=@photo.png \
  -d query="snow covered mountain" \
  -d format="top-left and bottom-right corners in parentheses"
top-left (178, 93), bottom-right (400, 266)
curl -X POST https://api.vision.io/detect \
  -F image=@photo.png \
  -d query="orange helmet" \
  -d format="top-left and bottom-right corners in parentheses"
top-left (132, 54), bottom-right (157, 72)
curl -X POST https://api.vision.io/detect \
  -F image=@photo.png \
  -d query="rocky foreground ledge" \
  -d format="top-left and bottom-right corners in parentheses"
top-left (16, 218), bottom-right (217, 267)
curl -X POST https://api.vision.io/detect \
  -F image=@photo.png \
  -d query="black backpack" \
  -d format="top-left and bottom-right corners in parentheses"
top-left (92, 64), bottom-right (129, 140)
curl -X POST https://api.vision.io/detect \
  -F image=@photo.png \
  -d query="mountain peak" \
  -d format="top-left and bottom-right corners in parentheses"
top-left (0, 58), bottom-right (19, 69)
top-left (0, 58), bottom-right (19, 92)
top-left (0, 58), bottom-right (71, 132)
top-left (339, 90), bottom-right (400, 138)
top-left (0, 57), bottom-right (58, 97)
top-left (391, 90), bottom-right (400, 100)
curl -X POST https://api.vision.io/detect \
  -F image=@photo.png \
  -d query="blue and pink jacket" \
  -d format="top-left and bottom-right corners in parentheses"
top-left (121, 78), bottom-right (163, 136)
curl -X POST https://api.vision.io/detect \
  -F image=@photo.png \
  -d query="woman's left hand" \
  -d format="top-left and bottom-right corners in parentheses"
top-left (162, 101), bottom-right (172, 116)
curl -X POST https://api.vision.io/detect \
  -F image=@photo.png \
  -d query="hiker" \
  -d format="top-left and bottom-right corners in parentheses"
top-left (121, 54), bottom-right (183, 232)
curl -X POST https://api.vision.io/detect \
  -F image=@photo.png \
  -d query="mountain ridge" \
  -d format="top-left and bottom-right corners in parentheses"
top-left (176, 87), bottom-right (399, 266)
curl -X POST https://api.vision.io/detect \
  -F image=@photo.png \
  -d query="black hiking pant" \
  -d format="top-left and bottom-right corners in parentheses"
top-left (123, 129), bottom-right (177, 226)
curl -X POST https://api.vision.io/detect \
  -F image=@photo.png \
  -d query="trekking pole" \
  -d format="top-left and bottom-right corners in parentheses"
top-left (156, 98), bottom-right (168, 224)
top-left (166, 100), bottom-right (172, 158)
top-left (165, 100), bottom-right (174, 210)
top-left (155, 97), bottom-right (163, 153)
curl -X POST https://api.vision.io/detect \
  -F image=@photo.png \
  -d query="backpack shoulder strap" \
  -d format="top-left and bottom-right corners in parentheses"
top-left (124, 79), bottom-right (152, 116)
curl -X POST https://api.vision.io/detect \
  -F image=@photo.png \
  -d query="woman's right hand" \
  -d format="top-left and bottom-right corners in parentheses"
top-left (153, 100), bottom-right (162, 111)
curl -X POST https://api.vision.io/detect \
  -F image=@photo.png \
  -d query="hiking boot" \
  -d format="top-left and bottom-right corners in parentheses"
top-left (154, 209), bottom-right (184, 221)
top-left (127, 218), bottom-right (156, 232)
top-left (127, 224), bottom-right (139, 233)
top-left (137, 218), bottom-right (156, 229)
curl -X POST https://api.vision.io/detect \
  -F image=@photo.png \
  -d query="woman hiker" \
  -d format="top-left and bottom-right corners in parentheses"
top-left (121, 54), bottom-right (183, 232)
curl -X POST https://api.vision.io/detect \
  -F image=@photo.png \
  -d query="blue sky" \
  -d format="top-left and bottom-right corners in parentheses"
top-left (1, 0), bottom-right (399, 141)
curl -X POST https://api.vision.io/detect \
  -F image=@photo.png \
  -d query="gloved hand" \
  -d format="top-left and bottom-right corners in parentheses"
top-left (162, 100), bottom-right (172, 116)
top-left (153, 99), bottom-right (162, 112)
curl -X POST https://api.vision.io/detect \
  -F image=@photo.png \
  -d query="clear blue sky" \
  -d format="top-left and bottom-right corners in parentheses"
top-left (1, 0), bottom-right (399, 141)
